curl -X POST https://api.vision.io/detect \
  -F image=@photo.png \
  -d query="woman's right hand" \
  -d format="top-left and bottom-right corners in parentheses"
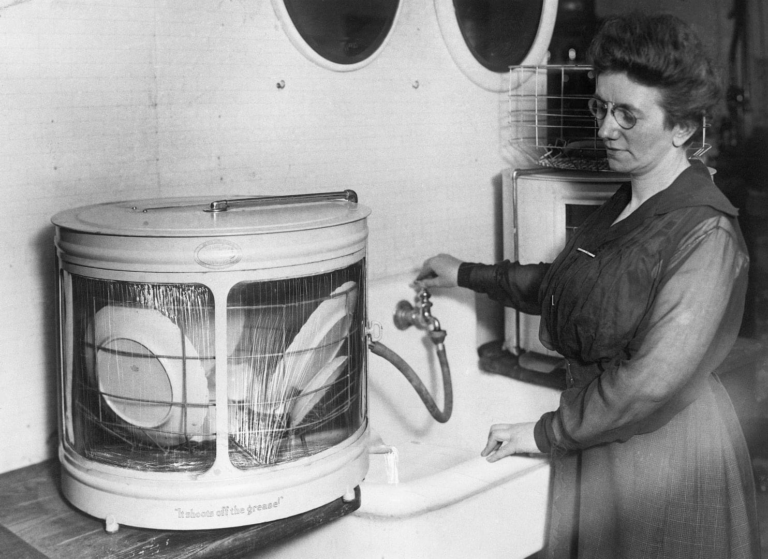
top-left (481, 422), bottom-right (539, 461)
top-left (414, 254), bottom-right (464, 289)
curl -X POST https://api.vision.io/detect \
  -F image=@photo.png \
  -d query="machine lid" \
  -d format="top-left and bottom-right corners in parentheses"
top-left (51, 191), bottom-right (371, 237)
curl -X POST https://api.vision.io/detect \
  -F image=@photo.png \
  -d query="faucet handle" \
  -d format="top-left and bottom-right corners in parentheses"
top-left (417, 288), bottom-right (433, 313)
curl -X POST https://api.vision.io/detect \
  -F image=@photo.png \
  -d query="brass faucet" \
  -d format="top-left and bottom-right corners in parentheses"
top-left (393, 288), bottom-right (441, 332)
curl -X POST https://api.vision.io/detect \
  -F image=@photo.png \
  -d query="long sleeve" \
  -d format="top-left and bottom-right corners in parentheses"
top-left (534, 216), bottom-right (749, 454)
top-left (457, 260), bottom-right (550, 315)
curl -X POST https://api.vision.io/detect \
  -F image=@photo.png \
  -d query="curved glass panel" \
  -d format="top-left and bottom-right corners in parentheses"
top-left (283, 0), bottom-right (400, 65)
top-left (454, 0), bottom-right (545, 72)
top-left (227, 261), bottom-right (366, 469)
top-left (64, 274), bottom-right (216, 473)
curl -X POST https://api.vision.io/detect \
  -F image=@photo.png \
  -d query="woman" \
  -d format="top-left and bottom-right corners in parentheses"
top-left (417, 13), bottom-right (760, 558)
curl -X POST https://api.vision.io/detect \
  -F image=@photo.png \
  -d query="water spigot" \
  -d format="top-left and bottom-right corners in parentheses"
top-left (393, 288), bottom-right (442, 332)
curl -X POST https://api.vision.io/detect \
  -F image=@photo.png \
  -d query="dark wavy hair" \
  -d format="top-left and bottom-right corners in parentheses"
top-left (587, 13), bottom-right (722, 134)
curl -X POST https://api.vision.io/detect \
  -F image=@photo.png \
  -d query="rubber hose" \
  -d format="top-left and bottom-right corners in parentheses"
top-left (368, 338), bottom-right (453, 423)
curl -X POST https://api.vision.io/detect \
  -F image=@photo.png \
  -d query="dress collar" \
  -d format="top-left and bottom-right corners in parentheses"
top-left (602, 160), bottom-right (738, 240)
top-left (647, 159), bottom-right (739, 217)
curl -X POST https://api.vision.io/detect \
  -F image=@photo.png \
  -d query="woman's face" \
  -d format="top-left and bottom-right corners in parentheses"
top-left (594, 72), bottom-right (693, 177)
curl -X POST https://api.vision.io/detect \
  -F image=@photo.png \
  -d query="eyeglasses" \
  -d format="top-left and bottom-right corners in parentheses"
top-left (588, 98), bottom-right (637, 130)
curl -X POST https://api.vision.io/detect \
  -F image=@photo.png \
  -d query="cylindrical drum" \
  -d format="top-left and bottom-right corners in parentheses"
top-left (51, 191), bottom-right (371, 530)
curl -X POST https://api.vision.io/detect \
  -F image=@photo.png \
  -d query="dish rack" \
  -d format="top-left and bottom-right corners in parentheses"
top-left (508, 65), bottom-right (710, 171)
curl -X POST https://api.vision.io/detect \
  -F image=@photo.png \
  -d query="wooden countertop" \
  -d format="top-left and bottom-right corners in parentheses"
top-left (0, 460), bottom-right (359, 558)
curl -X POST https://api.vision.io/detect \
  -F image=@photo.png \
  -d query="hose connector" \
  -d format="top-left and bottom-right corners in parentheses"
top-left (428, 328), bottom-right (447, 346)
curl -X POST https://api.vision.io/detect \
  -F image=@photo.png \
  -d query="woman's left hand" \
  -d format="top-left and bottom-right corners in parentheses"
top-left (481, 422), bottom-right (539, 462)
top-left (414, 253), bottom-right (464, 289)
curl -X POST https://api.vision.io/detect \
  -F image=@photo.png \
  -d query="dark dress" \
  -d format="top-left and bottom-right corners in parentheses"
top-left (460, 162), bottom-right (760, 558)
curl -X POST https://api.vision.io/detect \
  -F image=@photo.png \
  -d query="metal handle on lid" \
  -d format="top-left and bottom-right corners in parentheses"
top-left (206, 190), bottom-right (358, 212)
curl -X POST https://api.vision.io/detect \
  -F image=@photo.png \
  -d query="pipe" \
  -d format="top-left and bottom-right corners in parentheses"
top-left (368, 329), bottom-right (453, 423)
top-left (368, 442), bottom-right (400, 485)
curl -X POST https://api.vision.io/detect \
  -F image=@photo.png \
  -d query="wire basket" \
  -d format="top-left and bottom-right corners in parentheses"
top-left (508, 65), bottom-right (710, 171)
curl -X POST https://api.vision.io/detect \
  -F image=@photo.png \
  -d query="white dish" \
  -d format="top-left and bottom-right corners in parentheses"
top-left (290, 356), bottom-right (348, 426)
top-left (273, 281), bottom-right (358, 396)
top-left (88, 306), bottom-right (211, 446)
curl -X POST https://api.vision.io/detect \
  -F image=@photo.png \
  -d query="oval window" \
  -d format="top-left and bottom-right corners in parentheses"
top-left (275, 0), bottom-right (402, 71)
top-left (454, 0), bottom-right (544, 72)
top-left (435, 0), bottom-right (558, 91)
